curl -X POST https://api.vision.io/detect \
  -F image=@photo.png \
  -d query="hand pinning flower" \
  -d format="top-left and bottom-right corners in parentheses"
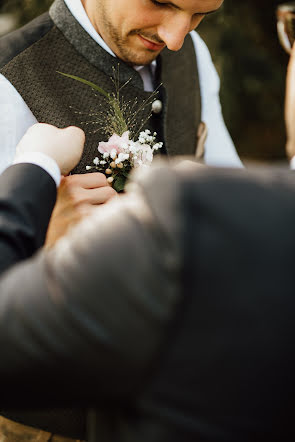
top-left (87, 129), bottom-right (163, 192)
top-left (58, 68), bottom-right (163, 192)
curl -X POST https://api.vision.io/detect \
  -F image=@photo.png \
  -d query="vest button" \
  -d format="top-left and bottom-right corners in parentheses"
top-left (152, 99), bottom-right (163, 114)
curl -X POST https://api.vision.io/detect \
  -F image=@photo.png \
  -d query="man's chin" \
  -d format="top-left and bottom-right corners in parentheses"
top-left (122, 50), bottom-right (161, 66)
top-left (113, 42), bottom-right (161, 65)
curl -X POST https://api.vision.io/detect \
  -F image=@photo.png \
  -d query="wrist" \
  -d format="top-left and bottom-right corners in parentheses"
top-left (13, 152), bottom-right (61, 187)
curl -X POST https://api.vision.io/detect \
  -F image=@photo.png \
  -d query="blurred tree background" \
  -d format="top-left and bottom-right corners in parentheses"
top-left (0, 0), bottom-right (289, 162)
top-left (198, 1), bottom-right (288, 162)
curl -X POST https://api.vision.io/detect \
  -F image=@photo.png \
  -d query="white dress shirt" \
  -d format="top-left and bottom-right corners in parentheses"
top-left (0, 0), bottom-right (244, 179)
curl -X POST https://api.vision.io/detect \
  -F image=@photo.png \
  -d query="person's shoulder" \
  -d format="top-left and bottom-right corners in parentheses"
top-left (0, 13), bottom-right (54, 70)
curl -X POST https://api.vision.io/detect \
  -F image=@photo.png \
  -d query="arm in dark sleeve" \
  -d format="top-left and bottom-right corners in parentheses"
top-left (0, 170), bottom-right (182, 408)
top-left (0, 163), bottom-right (56, 274)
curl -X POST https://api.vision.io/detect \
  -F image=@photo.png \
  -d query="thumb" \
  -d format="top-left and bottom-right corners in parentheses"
top-left (62, 126), bottom-right (85, 161)
top-left (58, 126), bottom-right (86, 175)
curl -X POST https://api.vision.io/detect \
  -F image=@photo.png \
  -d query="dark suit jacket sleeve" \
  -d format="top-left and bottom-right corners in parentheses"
top-left (0, 163), bottom-right (56, 274)
top-left (0, 167), bottom-right (182, 408)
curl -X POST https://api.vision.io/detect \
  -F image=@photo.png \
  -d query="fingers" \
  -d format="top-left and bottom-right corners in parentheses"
top-left (64, 172), bottom-right (109, 189)
top-left (15, 123), bottom-right (86, 175)
top-left (57, 126), bottom-right (85, 175)
top-left (63, 125), bottom-right (85, 143)
top-left (62, 125), bottom-right (85, 147)
top-left (287, 44), bottom-right (295, 94)
top-left (61, 126), bottom-right (85, 167)
top-left (80, 185), bottom-right (117, 205)
top-left (60, 173), bottom-right (117, 206)
top-left (46, 171), bottom-right (117, 247)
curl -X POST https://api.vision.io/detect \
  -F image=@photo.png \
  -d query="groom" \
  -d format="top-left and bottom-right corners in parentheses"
top-left (0, 0), bottom-right (242, 244)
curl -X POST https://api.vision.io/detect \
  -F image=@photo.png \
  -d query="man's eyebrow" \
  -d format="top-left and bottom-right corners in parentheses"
top-left (200, 9), bottom-right (219, 15)
top-left (160, 2), bottom-right (219, 15)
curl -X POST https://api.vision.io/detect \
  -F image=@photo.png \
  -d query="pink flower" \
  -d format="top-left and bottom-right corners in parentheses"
top-left (98, 131), bottom-right (130, 155)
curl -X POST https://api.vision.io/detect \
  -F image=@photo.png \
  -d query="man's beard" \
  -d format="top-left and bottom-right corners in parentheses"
top-left (99, 5), bottom-right (162, 65)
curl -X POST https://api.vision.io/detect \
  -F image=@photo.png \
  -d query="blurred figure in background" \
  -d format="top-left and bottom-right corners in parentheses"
top-left (0, 42), bottom-right (295, 442)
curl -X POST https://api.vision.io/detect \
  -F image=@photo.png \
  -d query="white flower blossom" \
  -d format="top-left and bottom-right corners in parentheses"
top-left (110, 149), bottom-right (117, 160)
top-left (91, 129), bottom-right (162, 189)
top-left (115, 154), bottom-right (129, 164)
top-left (129, 141), bottom-right (140, 154)
top-left (120, 152), bottom-right (129, 162)
top-left (134, 159), bottom-right (143, 167)
top-left (133, 144), bottom-right (153, 168)
top-left (138, 130), bottom-right (156, 145)
top-left (152, 142), bottom-right (163, 151)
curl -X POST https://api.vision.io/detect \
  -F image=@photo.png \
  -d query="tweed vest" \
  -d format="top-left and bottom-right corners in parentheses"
top-left (0, 0), bottom-right (201, 174)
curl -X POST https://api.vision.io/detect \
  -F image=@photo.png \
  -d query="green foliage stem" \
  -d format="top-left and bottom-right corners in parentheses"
top-left (57, 71), bottom-right (128, 136)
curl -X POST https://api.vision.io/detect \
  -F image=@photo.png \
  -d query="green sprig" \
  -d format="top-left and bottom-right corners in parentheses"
top-left (57, 71), bottom-right (128, 135)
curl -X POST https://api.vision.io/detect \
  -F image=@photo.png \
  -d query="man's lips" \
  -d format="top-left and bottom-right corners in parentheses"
top-left (138, 35), bottom-right (165, 51)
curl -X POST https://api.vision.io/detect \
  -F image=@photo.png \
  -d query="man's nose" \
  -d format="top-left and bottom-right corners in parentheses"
top-left (157, 14), bottom-right (192, 51)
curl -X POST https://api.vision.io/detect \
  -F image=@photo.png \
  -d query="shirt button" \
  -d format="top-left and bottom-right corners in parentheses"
top-left (152, 99), bottom-right (163, 114)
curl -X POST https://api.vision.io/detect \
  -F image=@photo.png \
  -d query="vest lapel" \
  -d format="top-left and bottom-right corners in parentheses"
top-left (49, 0), bottom-right (143, 90)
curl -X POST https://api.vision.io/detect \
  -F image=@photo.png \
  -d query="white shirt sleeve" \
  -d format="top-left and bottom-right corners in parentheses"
top-left (290, 156), bottom-right (295, 169)
top-left (0, 73), bottom-right (38, 174)
top-left (190, 31), bottom-right (243, 168)
top-left (0, 75), bottom-right (61, 185)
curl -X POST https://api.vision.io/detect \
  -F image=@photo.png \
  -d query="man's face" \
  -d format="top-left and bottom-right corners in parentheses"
top-left (82, 0), bottom-right (223, 65)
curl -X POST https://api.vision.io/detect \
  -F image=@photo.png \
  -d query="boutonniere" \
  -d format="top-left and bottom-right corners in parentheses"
top-left (58, 70), bottom-right (163, 192)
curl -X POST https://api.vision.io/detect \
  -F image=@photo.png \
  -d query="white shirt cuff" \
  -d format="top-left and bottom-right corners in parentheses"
top-left (290, 156), bottom-right (295, 170)
top-left (13, 152), bottom-right (61, 187)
